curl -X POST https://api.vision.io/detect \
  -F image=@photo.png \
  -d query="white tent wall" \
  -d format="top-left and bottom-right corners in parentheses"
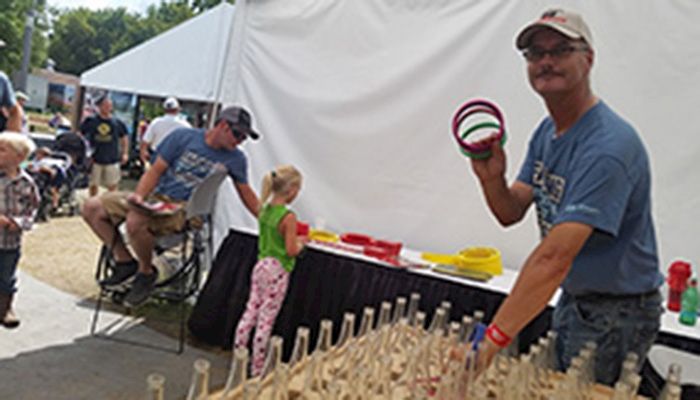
top-left (215, 0), bottom-right (700, 272)
top-left (80, 3), bottom-right (236, 102)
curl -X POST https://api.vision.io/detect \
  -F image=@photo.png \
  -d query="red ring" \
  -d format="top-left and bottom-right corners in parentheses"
top-left (452, 99), bottom-right (504, 153)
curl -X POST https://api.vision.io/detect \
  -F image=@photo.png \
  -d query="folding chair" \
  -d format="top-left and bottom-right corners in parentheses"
top-left (90, 170), bottom-right (228, 353)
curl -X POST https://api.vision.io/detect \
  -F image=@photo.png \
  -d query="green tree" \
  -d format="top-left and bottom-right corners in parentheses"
top-left (190, 0), bottom-right (234, 13)
top-left (0, 0), bottom-right (49, 76)
top-left (48, 1), bottom-right (196, 75)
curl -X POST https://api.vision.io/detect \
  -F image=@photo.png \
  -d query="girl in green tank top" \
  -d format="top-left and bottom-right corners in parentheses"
top-left (234, 165), bottom-right (307, 376)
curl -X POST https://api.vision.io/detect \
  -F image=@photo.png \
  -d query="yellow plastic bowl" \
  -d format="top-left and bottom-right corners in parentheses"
top-left (455, 246), bottom-right (503, 276)
top-left (420, 252), bottom-right (460, 266)
top-left (309, 229), bottom-right (339, 243)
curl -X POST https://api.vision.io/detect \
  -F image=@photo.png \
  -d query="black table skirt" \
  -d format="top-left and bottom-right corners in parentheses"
top-left (189, 230), bottom-right (549, 358)
top-left (189, 230), bottom-right (700, 361)
top-left (189, 230), bottom-right (700, 398)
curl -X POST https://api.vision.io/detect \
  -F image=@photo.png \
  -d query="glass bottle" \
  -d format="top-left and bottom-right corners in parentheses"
top-left (290, 326), bottom-right (310, 366)
top-left (472, 309), bottom-right (485, 325)
top-left (659, 363), bottom-right (682, 399)
top-left (458, 315), bottom-right (473, 344)
top-left (612, 381), bottom-right (633, 400)
top-left (415, 311), bottom-right (427, 330)
top-left (260, 336), bottom-right (283, 379)
top-left (407, 292), bottom-right (421, 326)
top-left (242, 380), bottom-right (260, 400)
top-left (428, 307), bottom-right (446, 333)
top-left (336, 312), bottom-right (355, 348)
top-left (186, 358), bottom-right (210, 400)
top-left (440, 300), bottom-right (452, 331)
top-left (146, 373), bottom-right (165, 400)
top-left (377, 301), bottom-right (392, 328)
top-left (272, 363), bottom-right (290, 400)
top-left (314, 319), bottom-right (333, 353)
top-left (392, 296), bottom-right (407, 324)
top-left (358, 307), bottom-right (375, 337)
top-left (660, 385), bottom-right (682, 400)
top-left (223, 347), bottom-right (249, 397)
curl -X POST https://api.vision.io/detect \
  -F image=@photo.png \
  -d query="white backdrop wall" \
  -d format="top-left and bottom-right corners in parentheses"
top-left (213, 0), bottom-right (700, 273)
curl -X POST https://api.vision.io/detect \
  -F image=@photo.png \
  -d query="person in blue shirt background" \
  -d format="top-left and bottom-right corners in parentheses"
top-left (0, 39), bottom-right (23, 133)
top-left (467, 9), bottom-right (663, 386)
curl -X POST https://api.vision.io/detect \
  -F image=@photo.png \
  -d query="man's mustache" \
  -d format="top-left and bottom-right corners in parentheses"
top-left (536, 68), bottom-right (563, 78)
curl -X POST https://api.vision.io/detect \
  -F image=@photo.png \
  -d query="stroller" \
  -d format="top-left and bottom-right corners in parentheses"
top-left (26, 150), bottom-right (73, 221)
top-left (27, 132), bottom-right (90, 220)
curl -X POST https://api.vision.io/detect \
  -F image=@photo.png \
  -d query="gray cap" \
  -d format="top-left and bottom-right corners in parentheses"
top-left (516, 8), bottom-right (593, 50)
top-left (216, 106), bottom-right (260, 140)
top-left (93, 91), bottom-right (110, 106)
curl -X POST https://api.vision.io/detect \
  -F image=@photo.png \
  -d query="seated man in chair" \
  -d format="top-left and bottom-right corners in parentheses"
top-left (82, 106), bottom-right (261, 307)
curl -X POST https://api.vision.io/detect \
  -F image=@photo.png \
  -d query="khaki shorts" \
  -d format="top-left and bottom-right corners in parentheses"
top-left (90, 163), bottom-right (121, 188)
top-left (100, 191), bottom-right (188, 236)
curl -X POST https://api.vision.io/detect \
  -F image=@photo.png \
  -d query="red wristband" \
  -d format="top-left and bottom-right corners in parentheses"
top-left (486, 323), bottom-right (512, 348)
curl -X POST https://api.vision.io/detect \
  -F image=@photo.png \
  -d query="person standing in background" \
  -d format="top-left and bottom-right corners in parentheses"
top-left (0, 39), bottom-right (23, 133)
top-left (80, 92), bottom-right (129, 197)
top-left (14, 91), bottom-right (29, 133)
top-left (139, 97), bottom-right (191, 167)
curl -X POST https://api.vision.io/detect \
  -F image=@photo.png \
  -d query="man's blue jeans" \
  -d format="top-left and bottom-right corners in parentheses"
top-left (0, 248), bottom-right (21, 295)
top-left (552, 290), bottom-right (663, 386)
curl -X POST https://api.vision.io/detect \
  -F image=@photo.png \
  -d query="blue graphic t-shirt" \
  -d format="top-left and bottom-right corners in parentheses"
top-left (516, 101), bottom-right (662, 296)
top-left (154, 127), bottom-right (248, 201)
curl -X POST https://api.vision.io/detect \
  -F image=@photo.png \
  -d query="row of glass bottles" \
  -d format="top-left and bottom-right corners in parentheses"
top-left (147, 293), bottom-right (683, 399)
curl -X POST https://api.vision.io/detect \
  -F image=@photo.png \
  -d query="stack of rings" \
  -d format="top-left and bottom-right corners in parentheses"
top-left (451, 99), bottom-right (507, 159)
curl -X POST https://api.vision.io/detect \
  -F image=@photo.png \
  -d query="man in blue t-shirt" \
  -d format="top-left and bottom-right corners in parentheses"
top-left (468, 9), bottom-right (663, 385)
top-left (80, 92), bottom-right (129, 196)
top-left (82, 106), bottom-right (262, 307)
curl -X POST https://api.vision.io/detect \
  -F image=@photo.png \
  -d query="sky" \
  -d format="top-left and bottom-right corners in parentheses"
top-left (48, 0), bottom-right (159, 13)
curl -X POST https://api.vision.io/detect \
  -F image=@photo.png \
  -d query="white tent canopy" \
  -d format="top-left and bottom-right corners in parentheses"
top-left (80, 3), bottom-right (235, 102)
top-left (216, 0), bottom-right (700, 271)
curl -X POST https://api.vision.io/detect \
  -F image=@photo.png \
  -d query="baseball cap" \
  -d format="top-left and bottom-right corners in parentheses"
top-left (216, 106), bottom-right (260, 140)
top-left (516, 8), bottom-right (593, 50)
top-left (93, 91), bottom-right (110, 106)
top-left (15, 91), bottom-right (29, 102)
top-left (0, 39), bottom-right (5, 48)
top-left (163, 96), bottom-right (180, 110)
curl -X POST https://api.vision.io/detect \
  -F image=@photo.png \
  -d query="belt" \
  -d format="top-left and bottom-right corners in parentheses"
top-left (570, 289), bottom-right (660, 303)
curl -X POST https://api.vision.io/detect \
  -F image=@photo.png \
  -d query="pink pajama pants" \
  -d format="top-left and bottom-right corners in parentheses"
top-left (233, 257), bottom-right (290, 376)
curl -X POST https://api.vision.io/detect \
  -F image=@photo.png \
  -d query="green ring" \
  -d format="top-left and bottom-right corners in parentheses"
top-left (459, 129), bottom-right (508, 159)
top-left (459, 121), bottom-right (501, 141)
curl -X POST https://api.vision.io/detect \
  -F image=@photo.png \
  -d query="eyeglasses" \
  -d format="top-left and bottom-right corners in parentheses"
top-left (522, 44), bottom-right (589, 62)
top-left (226, 121), bottom-right (247, 142)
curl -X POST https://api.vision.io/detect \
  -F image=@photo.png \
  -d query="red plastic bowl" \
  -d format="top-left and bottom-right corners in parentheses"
top-left (296, 221), bottom-right (310, 237)
top-left (340, 232), bottom-right (374, 246)
top-left (373, 239), bottom-right (402, 257)
top-left (363, 245), bottom-right (390, 259)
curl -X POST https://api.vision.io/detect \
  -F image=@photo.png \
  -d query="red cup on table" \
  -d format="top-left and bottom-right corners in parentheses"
top-left (373, 239), bottom-right (403, 257)
top-left (296, 221), bottom-right (310, 237)
top-left (340, 232), bottom-right (374, 246)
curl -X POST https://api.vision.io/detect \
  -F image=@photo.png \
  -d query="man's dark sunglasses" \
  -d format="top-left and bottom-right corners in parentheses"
top-left (522, 44), bottom-right (589, 62)
top-left (226, 121), bottom-right (248, 141)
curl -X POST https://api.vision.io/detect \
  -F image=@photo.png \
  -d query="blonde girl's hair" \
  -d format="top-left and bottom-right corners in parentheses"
top-left (0, 132), bottom-right (36, 160)
top-left (260, 164), bottom-right (302, 204)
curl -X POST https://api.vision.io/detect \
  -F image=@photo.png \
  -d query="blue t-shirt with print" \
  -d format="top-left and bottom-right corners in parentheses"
top-left (516, 101), bottom-right (662, 296)
top-left (154, 127), bottom-right (248, 201)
